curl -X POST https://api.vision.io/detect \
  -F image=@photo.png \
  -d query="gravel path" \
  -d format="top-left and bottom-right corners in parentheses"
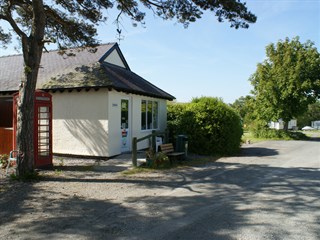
top-left (0, 153), bottom-right (189, 239)
top-left (1, 139), bottom-right (319, 240)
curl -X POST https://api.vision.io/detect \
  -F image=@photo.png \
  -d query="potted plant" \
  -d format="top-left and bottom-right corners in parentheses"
top-left (145, 147), bottom-right (155, 167)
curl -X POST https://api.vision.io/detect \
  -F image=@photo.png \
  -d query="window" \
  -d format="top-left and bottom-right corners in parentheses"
top-left (38, 106), bottom-right (50, 157)
top-left (121, 99), bottom-right (129, 129)
top-left (141, 100), bottom-right (146, 130)
top-left (141, 100), bottom-right (159, 130)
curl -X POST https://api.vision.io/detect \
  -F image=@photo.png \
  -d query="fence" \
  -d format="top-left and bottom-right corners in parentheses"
top-left (131, 130), bottom-right (167, 167)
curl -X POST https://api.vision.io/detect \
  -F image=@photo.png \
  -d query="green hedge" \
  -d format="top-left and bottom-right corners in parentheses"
top-left (251, 122), bottom-right (308, 140)
top-left (167, 97), bottom-right (243, 155)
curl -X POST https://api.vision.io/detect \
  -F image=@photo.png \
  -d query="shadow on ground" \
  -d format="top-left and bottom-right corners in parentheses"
top-left (239, 147), bottom-right (278, 157)
top-left (308, 136), bottom-right (320, 142)
top-left (52, 164), bottom-right (128, 173)
top-left (1, 157), bottom-right (319, 240)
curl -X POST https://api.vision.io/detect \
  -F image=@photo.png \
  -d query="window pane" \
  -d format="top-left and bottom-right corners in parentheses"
top-left (147, 101), bottom-right (152, 129)
top-left (39, 119), bottom-right (49, 126)
top-left (121, 100), bottom-right (129, 129)
top-left (39, 125), bottom-right (49, 131)
top-left (153, 101), bottom-right (158, 129)
top-left (39, 112), bottom-right (49, 119)
top-left (39, 106), bottom-right (49, 113)
top-left (141, 100), bottom-right (146, 130)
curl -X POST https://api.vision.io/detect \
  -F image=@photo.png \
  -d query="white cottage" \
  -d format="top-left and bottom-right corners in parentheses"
top-left (0, 43), bottom-right (174, 158)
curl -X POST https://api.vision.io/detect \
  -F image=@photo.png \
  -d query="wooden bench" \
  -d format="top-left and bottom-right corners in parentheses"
top-left (159, 143), bottom-right (185, 163)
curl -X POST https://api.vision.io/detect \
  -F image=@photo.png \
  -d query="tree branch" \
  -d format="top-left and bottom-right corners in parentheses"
top-left (44, 5), bottom-right (71, 27)
top-left (2, 11), bottom-right (27, 39)
top-left (141, 0), bottom-right (163, 9)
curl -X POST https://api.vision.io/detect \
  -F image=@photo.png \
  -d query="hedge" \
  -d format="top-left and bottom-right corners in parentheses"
top-left (167, 97), bottom-right (243, 155)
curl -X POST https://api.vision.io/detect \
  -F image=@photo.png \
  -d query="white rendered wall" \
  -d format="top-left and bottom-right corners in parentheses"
top-left (311, 121), bottom-right (320, 129)
top-left (51, 90), bottom-right (109, 157)
top-left (107, 91), bottom-right (124, 156)
top-left (288, 119), bottom-right (297, 129)
top-left (52, 89), bottom-right (168, 157)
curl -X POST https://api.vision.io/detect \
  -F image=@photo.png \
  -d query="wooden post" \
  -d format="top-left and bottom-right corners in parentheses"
top-left (152, 130), bottom-right (156, 152)
top-left (132, 137), bottom-right (137, 167)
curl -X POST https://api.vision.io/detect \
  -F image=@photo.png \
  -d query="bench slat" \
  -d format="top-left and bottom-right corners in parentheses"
top-left (159, 143), bottom-right (185, 163)
top-left (159, 143), bottom-right (174, 153)
top-left (159, 143), bottom-right (174, 152)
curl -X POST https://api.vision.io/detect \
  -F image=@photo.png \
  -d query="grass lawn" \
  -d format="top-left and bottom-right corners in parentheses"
top-left (242, 131), bottom-right (269, 144)
top-left (301, 130), bottom-right (320, 138)
top-left (122, 154), bottom-right (220, 175)
top-left (242, 129), bottom-right (319, 143)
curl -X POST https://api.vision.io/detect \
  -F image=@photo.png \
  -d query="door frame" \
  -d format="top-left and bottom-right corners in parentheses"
top-left (120, 98), bottom-right (131, 152)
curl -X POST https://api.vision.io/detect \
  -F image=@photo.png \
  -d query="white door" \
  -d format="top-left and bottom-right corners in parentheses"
top-left (120, 99), bottom-right (130, 152)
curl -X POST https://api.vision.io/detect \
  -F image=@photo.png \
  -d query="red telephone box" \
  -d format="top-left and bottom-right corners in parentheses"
top-left (13, 91), bottom-right (53, 168)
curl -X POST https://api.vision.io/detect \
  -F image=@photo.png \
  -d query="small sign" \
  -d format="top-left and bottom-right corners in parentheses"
top-left (122, 129), bottom-right (127, 137)
top-left (121, 129), bottom-right (128, 146)
top-left (36, 97), bottom-right (50, 101)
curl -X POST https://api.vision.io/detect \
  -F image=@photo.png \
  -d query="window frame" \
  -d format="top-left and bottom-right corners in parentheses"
top-left (141, 100), bottom-right (159, 131)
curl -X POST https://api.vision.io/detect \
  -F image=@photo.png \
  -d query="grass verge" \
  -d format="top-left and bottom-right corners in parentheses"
top-left (122, 154), bottom-right (220, 175)
top-left (242, 130), bottom-right (309, 143)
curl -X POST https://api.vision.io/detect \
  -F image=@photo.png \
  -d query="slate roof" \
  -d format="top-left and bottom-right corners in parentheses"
top-left (0, 43), bottom-right (175, 100)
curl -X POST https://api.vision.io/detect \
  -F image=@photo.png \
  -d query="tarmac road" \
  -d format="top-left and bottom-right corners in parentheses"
top-left (0, 139), bottom-right (319, 240)
top-left (126, 140), bottom-right (320, 240)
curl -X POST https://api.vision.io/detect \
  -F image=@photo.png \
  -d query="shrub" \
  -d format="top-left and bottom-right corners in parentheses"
top-left (251, 123), bottom-right (308, 140)
top-left (168, 97), bottom-right (243, 155)
top-left (145, 148), bottom-right (171, 169)
top-left (0, 154), bottom-right (9, 169)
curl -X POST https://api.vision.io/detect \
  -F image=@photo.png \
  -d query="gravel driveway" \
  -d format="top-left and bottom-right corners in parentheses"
top-left (1, 139), bottom-right (319, 240)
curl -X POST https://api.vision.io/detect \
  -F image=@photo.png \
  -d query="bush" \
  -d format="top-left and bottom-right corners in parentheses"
top-left (0, 154), bottom-right (9, 169)
top-left (145, 148), bottom-right (171, 169)
top-left (168, 97), bottom-right (243, 155)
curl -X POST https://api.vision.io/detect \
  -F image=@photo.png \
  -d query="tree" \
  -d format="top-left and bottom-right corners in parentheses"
top-left (0, 0), bottom-right (256, 176)
top-left (250, 37), bottom-right (320, 130)
top-left (230, 95), bottom-right (255, 128)
top-left (296, 101), bottom-right (320, 128)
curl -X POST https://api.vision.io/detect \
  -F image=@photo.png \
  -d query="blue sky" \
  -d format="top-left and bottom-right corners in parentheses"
top-left (1, 0), bottom-right (319, 103)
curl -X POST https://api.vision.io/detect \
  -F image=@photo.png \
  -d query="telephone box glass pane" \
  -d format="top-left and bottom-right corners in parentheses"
top-left (38, 106), bottom-right (50, 157)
